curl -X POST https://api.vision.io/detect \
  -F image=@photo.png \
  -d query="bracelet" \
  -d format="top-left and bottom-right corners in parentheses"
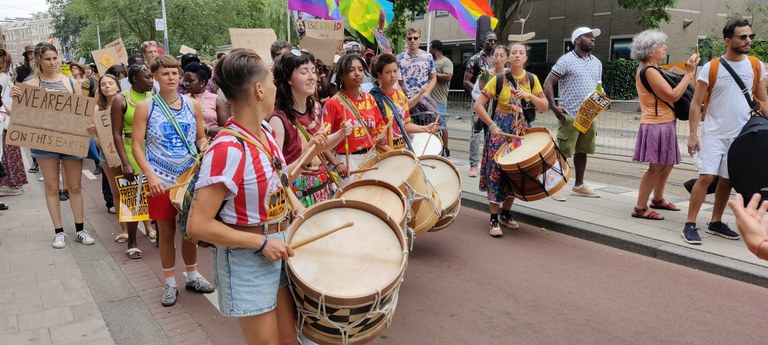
top-left (489, 123), bottom-right (498, 130)
top-left (255, 236), bottom-right (269, 255)
top-left (334, 162), bottom-right (344, 168)
top-left (755, 238), bottom-right (768, 256)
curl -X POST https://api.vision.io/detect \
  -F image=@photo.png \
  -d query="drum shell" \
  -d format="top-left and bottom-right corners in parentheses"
top-left (419, 155), bottom-right (462, 232)
top-left (286, 199), bottom-right (407, 344)
top-left (358, 150), bottom-right (442, 236)
top-left (169, 161), bottom-right (199, 212)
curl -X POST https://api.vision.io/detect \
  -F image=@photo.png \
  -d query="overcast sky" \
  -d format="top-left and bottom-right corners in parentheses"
top-left (1, 0), bottom-right (50, 20)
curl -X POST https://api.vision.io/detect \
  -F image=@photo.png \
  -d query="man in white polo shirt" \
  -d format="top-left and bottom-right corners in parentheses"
top-left (544, 27), bottom-right (603, 201)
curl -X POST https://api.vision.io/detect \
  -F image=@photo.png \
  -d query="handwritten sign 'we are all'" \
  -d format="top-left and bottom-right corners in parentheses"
top-left (6, 84), bottom-right (94, 157)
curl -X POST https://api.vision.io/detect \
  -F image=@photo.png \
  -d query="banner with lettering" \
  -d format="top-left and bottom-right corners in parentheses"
top-left (92, 109), bottom-right (122, 167)
top-left (116, 174), bottom-right (150, 222)
top-left (573, 91), bottom-right (611, 134)
top-left (6, 84), bottom-right (94, 157)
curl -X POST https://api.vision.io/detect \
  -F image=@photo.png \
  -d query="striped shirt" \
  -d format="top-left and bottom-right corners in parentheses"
top-left (196, 120), bottom-right (289, 225)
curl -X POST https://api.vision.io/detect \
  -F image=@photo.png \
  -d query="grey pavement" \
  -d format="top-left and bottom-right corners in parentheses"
top-left (0, 153), bottom-right (169, 345)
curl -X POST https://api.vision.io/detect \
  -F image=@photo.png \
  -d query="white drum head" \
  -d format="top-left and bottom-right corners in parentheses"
top-left (495, 131), bottom-right (551, 166)
top-left (410, 133), bottom-right (443, 156)
top-left (289, 207), bottom-right (403, 298)
top-left (360, 154), bottom-right (416, 186)
top-left (420, 156), bottom-right (460, 210)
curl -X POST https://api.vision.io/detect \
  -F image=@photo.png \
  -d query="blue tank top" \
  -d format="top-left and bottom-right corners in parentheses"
top-left (145, 95), bottom-right (198, 187)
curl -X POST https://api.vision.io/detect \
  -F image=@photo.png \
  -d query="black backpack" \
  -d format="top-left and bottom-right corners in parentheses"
top-left (639, 65), bottom-right (694, 121)
top-left (728, 115), bottom-right (768, 205)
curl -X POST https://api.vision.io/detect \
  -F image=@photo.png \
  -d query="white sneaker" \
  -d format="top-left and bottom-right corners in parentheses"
top-left (75, 230), bottom-right (96, 245)
top-left (52, 232), bottom-right (67, 249)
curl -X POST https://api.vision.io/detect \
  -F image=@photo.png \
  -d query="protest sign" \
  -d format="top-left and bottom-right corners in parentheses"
top-left (305, 19), bottom-right (344, 40)
top-left (93, 109), bottom-right (122, 167)
top-left (180, 45), bottom-right (197, 55)
top-left (105, 38), bottom-right (129, 66)
top-left (300, 36), bottom-right (340, 65)
top-left (91, 47), bottom-right (120, 76)
top-left (229, 28), bottom-right (277, 64)
top-left (573, 91), bottom-right (612, 133)
top-left (60, 64), bottom-right (72, 76)
top-left (116, 174), bottom-right (150, 222)
top-left (6, 84), bottom-right (93, 157)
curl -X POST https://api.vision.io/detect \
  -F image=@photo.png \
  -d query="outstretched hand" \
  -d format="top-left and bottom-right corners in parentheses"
top-left (729, 193), bottom-right (768, 240)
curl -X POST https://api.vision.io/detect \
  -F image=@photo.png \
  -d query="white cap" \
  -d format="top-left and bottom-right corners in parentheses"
top-left (571, 27), bottom-right (601, 43)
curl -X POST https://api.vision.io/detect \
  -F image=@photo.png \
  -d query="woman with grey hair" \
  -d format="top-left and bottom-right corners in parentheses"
top-left (630, 29), bottom-right (699, 220)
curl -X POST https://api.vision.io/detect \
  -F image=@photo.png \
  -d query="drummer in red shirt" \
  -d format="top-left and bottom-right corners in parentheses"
top-left (323, 54), bottom-right (390, 184)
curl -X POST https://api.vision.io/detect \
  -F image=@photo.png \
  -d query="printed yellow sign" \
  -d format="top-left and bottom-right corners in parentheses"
top-left (573, 91), bottom-right (611, 133)
top-left (60, 64), bottom-right (71, 76)
top-left (100, 54), bottom-right (115, 69)
top-left (116, 174), bottom-right (150, 222)
top-left (91, 46), bottom-right (120, 76)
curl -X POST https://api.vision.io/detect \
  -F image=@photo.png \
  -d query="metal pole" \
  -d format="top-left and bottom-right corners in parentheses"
top-left (97, 20), bottom-right (102, 48)
top-left (117, 12), bottom-right (122, 38)
top-left (160, 0), bottom-right (170, 52)
top-left (426, 12), bottom-right (433, 52)
top-left (287, 9), bottom-right (291, 42)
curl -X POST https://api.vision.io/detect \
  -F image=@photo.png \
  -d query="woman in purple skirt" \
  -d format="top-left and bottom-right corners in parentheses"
top-left (630, 29), bottom-right (699, 220)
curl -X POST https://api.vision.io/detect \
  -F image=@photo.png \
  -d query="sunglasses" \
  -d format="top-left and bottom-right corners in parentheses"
top-left (141, 41), bottom-right (158, 48)
top-left (733, 34), bottom-right (756, 40)
top-left (406, 37), bottom-right (420, 41)
top-left (290, 49), bottom-right (302, 57)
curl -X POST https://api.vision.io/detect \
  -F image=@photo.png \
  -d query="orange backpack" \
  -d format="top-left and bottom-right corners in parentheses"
top-left (702, 56), bottom-right (762, 118)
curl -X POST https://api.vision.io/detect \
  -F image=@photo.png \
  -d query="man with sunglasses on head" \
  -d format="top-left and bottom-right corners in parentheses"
top-left (682, 17), bottom-right (768, 245)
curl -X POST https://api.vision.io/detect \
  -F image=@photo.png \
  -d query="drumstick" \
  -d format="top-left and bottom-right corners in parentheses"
top-left (419, 163), bottom-right (437, 169)
top-left (344, 135), bottom-right (350, 170)
top-left (500, 132), bottom-right (524, 140)
top-left (420, 132), bottom-right (433, 156)
top-left (290, 143), bottom-right (318, 178)
top-left (143, 182), bottom-right (189, 196)
top-left (347, 167), bottom-right (378, 175)
top-left (291, 221), bottom-right (355, 249)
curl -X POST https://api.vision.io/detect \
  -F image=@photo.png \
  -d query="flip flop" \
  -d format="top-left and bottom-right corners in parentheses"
top-left (146, 227), bottom-right (157, 240)
top-left (114, 233), bottom-right (129, 243)
top-left (631, 207), bottom-right (664, 220)
top-left (125, 247), bottom-right (142, 259)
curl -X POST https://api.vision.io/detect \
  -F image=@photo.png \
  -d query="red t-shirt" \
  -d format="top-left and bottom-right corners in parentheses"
top-left (322, 90), bottom-right (385, 154)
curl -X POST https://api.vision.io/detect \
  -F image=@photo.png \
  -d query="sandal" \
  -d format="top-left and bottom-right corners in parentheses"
top-left (114, 233), bottom-right (129, 243)
top-left (125, 247), bottom-right (142, 259)
top-left (631, 207), bottom-right (664, 220)
top-left (650, 199), bottom-right (681, 211)
top-left (146, 227), bottom-right (157, 240)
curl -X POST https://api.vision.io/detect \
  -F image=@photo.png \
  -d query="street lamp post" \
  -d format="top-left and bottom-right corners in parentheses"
top-left (160, 0), bottom-right (169, 53)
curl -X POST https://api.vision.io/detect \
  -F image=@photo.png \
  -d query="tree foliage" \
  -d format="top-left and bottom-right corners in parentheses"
top-left (385, 0), bottom-right (428, 52)
top-left (49, 0), bottom-right (289, 60)
top-left (617, 0), bottom-right (677, 28)
top-left (493, 0), bottom-right (526, 42)
top-left (696, 1), bottom-right (768, 63)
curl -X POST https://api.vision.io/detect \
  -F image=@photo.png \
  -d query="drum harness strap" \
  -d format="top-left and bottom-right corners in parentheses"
top-left (292, 118), bottom-right (341, 190)
top-left (335, 92), bottom-right (379, 163)
top-left (369, 86), bottom-right (414, 152)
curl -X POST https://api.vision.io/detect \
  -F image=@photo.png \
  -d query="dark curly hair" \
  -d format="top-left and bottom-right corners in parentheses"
top-left (370, 53), bottom-right (397, 80)
top-left (273, 50), bottom-right (316, 122)
top-left (184, 62), bottom-right (212, 83)
top-left (334, 54), bottom-right (367, 91)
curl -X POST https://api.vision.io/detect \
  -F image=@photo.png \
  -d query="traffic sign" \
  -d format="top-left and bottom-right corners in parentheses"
top-left (155, 19), bottom-right (166, 31)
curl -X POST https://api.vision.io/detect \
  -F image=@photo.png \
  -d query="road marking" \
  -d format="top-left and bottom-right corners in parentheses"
top-left (82, 170), bottom-right (97, 180)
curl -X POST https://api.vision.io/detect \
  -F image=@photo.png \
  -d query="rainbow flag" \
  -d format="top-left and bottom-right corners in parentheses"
top-left (340, 0), bottom-right (393, 42)
top-left (427, 0), bottom-right (497, 37)
top-left (288, 0), bottom-right (342, 20)
top-left (373, 29), bottom-right (393, 54)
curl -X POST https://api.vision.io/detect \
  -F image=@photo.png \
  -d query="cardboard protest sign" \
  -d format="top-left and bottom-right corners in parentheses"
top-left (305, 19), bottom-right (344, 40)
top-left (229, 28), bottom-right (277, 64)
top-left (105, 38), bottom-right (129, 66)
top-left (91, 47), bottom-right (120, 76)
top-left (116, 174), bottom-right (150, 222)
top-left (300, 37), bottom-right (341, 65)
top-left (6, 84), bottom-right (94, 157)
top-left (573, 91), bottom-right (612, 133)
top-left (92, 109), bottom-right (122, 167)
top-left (179, 45), bottom-right (197, 55)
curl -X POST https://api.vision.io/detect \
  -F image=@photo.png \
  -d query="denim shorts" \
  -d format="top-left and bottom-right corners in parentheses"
top-left (30, 149), bottom-right (82, 161)
top-left (437, 103), bottom-right (448, 130)
top-left (211, 230), bottom-right (290, 317)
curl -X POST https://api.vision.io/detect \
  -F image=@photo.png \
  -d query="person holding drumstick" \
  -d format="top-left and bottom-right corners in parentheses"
top-left (369, 53), bottom-right (439, 151)
top-left (132, 54), bottom-right (214, 307)
top-left (186, 48), bottom-right (303, 345)
top-left (473, 43), bottom-right (548, 237)
top-left (323, 54), bottom-right (389, 185)
top-left (270, 49), bottom-right (351, 206)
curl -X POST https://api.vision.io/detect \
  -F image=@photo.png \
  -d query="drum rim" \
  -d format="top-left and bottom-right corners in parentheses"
top-left (418, 155), bottom-right (462, 210)
top-left (494, 127), bottom-right (555, 168)
top-left (511, 153), bottom-right (571, 202)
top-left (286, 199), bottom-right (408, 306)
top-left (334, 179), bottom-right (408, 225)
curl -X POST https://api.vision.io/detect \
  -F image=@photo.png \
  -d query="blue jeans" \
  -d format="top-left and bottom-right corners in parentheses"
top-left (469, 101), bottom-right (487, 168)
top-left (437, 103), bottom-right (448, 131)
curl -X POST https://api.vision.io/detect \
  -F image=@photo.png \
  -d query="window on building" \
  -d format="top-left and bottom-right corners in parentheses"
top-left (610, 38), bottom-right (633, 60)
top-left (564, 41), bottom-right (574, 54)
top-left (436, 11), bottom-right (449, 17)
top-left (527, 42), bottom-right (547, 63)
top-left (462, 50), bottom-right (475, 63)
top-left (414, 13), bottom-right (424, 20)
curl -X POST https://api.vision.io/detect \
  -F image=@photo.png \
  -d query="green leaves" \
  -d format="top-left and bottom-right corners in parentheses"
top-left (602, 59), bottom-right (639, 100)
top-left (617, 0), bottom-right (677, 29)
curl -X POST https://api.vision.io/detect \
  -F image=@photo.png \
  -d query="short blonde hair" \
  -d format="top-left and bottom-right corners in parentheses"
top-left (406, 27), bottom-right (421, 37)
top-left (150, 54), bottom-right (180, 72)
